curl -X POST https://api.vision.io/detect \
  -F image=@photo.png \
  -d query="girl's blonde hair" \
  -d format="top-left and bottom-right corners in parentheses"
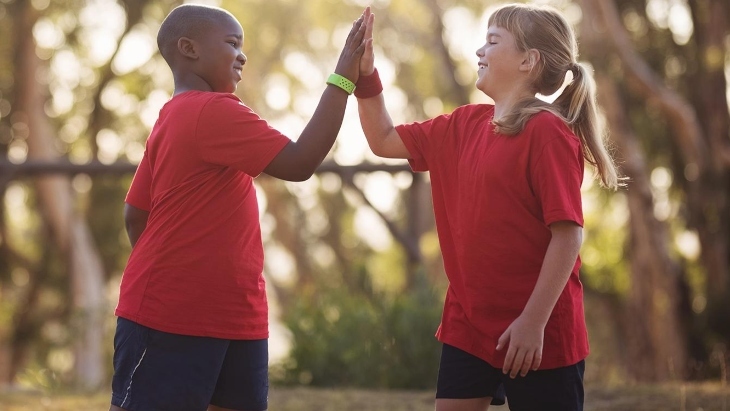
top-left (488, 4), bottom-right (623, 189)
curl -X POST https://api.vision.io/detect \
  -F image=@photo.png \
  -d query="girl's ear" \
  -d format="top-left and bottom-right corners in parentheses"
top-left (178, 37), bottom-right (199, 59)
top-left (519, 49), bottom-right (540, 72)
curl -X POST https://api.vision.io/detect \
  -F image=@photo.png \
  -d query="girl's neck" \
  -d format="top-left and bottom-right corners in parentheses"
top-left (493, 90), bottom-right (536, 120)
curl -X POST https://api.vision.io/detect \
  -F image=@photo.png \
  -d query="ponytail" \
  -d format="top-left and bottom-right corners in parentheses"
top-left (554, 63), bottom-right (623, 190)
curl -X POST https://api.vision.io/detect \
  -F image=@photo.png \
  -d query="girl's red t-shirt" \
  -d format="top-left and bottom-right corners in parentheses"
top-left (396, 104), bottom-right (588, 369)
top-left (118, 91), bottom-right (290, 339)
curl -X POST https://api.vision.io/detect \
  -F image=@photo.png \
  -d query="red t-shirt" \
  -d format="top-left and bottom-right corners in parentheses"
top-left (117, 91), bottom-right (290, 339)
top-left (396, 104), bottom-right (588, 369)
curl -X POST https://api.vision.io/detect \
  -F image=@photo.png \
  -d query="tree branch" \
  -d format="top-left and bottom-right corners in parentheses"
top-left (593, 1), bottom-right (709, 170)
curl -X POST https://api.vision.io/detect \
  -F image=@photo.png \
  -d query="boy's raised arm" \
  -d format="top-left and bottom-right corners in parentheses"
top-left (263, 11), bottom-right (368, 181)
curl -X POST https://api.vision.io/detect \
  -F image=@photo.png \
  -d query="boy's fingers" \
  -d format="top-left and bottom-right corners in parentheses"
top-left (354, 41), bottom-right (366, 56)
top-left (352, 20), bottom-right (367, 49)
top-left (344, 18), bottom-right (366, 53)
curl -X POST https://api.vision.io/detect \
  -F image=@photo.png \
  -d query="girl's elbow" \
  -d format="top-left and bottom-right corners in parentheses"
top-left (368, 141), bottom-right (389, 158)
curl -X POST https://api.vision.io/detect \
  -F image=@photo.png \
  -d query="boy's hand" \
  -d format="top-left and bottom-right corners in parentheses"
top-left (333, 8), bottom-right (369, 83)
top-left (359, 8), bottom-right (375, 76)
top-left (496, 314), bottom-right (545, 378)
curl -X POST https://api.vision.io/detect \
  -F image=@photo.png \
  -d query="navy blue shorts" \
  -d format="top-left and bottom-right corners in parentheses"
top-left (110, 317), bottom-right (268, 411)
top-left (436, 343), bottom-right (585, 411)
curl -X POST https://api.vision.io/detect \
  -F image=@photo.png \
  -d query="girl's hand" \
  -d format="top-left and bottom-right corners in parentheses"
top-left (360, 8), bottom-right (375, 76)
top-left (496, 314), bottom-right (545, 378)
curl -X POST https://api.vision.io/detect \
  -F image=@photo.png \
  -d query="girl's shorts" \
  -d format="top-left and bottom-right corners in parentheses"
top-left (436, 343), bottom-right (585, 411)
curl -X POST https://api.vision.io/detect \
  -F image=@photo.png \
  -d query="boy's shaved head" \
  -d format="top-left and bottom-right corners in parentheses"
top-left (157, 4), bottom-right (236, 63)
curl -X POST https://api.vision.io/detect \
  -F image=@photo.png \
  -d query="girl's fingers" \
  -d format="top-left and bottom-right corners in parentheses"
top-left (365, 13), bottom-right (374, 40)
top-left (502, 346), bottom-right (515, 375)
top-left (519, 351), bottom-right (534, 377)
top-left (532, 351), bottom-right (542, 370)
top-left (509, 349), bottom-right (526, 379)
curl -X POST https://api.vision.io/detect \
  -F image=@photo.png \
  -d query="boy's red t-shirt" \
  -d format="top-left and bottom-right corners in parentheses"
top-left (117, 91), bottom-right (290, 339)
top-left (396, 104), bottom-right (588, 369)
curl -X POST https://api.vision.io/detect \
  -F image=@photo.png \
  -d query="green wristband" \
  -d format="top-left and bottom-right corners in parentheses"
top-left (326, 73), bottom-right (356, 95)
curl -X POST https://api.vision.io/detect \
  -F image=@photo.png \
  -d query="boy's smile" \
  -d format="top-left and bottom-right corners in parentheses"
top-left (196, 15), bottom-right (247, 93)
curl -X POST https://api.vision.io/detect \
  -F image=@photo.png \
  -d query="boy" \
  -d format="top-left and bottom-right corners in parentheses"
top-left (111, 4), bottom-right (368, 411)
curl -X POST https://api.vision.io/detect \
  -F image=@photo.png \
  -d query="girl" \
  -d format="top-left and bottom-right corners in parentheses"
top-left (354, 4), bottom-right (621, 411)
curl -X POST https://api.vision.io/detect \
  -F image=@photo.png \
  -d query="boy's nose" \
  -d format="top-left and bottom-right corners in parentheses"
top-left (239, 52), bottom-right (247, 65)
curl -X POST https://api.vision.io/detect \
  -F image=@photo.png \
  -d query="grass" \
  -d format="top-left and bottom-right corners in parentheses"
top-left (0, 382), bottom-right (728, 410)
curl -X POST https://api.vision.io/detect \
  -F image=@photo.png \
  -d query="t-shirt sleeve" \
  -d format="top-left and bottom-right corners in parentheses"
top-left (196, 94), bottom-right (291, 176)
top-left (530, 116), bottom-right (584, 227)
top-left (395, 112), bottom-right (455, 172)
top-left (125, 152), bottom-right (152, 211)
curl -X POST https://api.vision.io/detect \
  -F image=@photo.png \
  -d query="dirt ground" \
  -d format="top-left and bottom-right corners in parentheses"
top-left (0, 382), bottom-right (727, 410)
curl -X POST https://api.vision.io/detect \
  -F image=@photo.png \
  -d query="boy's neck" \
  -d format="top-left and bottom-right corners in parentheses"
top-left (172, 71), bottom-right (216, 96)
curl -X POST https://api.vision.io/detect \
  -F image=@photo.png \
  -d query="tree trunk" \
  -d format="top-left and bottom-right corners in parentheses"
top-left (579, 0), bottom-right (689, 380)
top-left (13, 0), bottom-right (106, 389)
top-left (590, 0), bottom-right (730, 365)
top-left (686, 0), bottom-right (730, 342)
top-left (597, 75), bottom-right (687, 380)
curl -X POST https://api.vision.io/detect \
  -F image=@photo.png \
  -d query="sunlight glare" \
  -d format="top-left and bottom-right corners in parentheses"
top-left (668, 3), bottom-right (693, 45)
top-left (675, 230), bottom-right (700, 260)
top-left (284, 52), bottom-right (325, 89)
top-left (333, 103), bottom-right (368, 166)
top-left (646, 0), bottom-right (693, 45)
top-left (79, 0), bottom-right (126, 66)
top-left (651, 167), bottom-right (673, 190)
top-left (443, 7), bottom-right (481, 62)
top-left (50, 86), bottom-right (74, 115)
top-left (8, 141), bottom-right (28, 164)
top-left (124, 141), bottom-right (145, 163)
top-left (97, 129), bottom-right (123, 164)
top-left (354, 206), bottom-right (392, 251)
top-left (140, 90), bottom-right (171, 129)
top-left (51, 50), bottom-right (83, 88)
top-left (363, 172), bottom-right (398, 213)
top-left (269, 113), bottom-right (306, 141)
top-left (265, 244), bottom-right (296, 286)
top-left (265, 74), bottom-right (292, 110)
top-left (33, 18), bottom-right (65, 49)
top-left (113, 30), bottom-right (156, 75)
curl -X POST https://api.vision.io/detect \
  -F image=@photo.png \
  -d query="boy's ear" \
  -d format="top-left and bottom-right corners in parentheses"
top-left (177, 37), bottom-right (199, 60)
top-left (519, 49), bottom-right (540, 72)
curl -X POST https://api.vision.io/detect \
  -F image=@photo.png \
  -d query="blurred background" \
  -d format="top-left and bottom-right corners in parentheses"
top-left (0, 0), bottom-right (728, 398)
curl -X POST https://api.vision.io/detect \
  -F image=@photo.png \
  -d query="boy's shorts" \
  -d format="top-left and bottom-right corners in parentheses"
top-left (436, 343), bottom-right (585, 411)
top-left (110, 317), bottom-right (268, 411)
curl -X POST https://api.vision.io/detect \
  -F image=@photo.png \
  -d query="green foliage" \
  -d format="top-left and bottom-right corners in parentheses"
top-left (276, 270), bottom-right (443, 389)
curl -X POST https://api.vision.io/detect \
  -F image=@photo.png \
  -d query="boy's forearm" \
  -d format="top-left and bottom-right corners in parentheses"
top-left (520, 223), bottom-right (583, 326)
top-left (295, 86), bottom-right (350, 172)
